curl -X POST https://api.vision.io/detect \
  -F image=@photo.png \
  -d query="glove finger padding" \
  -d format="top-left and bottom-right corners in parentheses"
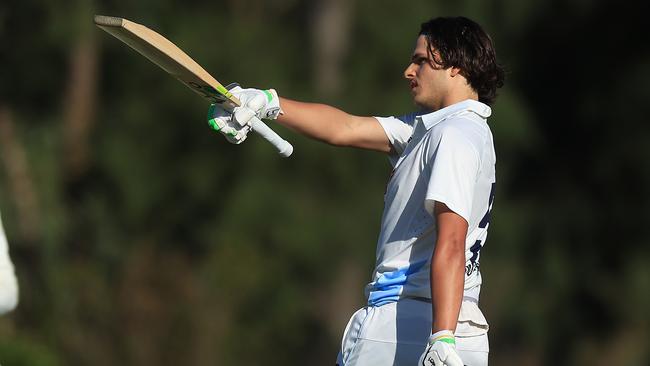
top-left (435, 343), bottom-right (464, 366)
top-left (233, 106), bottom-right (257, 127)
top-left (220, 124), bottom-right (251, 144)
top-left (208, 104), bottom-right (251, 144)
top-left (231, 91), bottom-right (279, 128)
top-left (206, 84), bottom-right (282, 145)
top-left (246, 93), bottom-right (268, 112)
top-left (231, 87), bottom-right (283, 120)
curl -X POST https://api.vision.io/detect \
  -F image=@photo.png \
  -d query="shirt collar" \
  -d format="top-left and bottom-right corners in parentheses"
top-left (418, 99), bottom-right (491, 130)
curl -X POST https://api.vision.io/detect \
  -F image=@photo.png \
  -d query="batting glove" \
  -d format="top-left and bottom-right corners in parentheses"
top-left (230, 86), bottom-right (283, 121)
top-left (207, 86), bottom-right (252, 144)
top-left (207, 85), bottom-right (283, 144)
top-left (418, 330), bottom-right (464, 366)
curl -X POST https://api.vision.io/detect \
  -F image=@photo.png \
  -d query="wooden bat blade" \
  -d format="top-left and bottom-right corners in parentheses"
top-left (94, 15), bottom-right (294, 157)
top-left (94, 15), bottom-right (239, 109)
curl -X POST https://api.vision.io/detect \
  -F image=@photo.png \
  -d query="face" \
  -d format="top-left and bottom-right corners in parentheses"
top-left (403, 35), bottom-right (454, 111)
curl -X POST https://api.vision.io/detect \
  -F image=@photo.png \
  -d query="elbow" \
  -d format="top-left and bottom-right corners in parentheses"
top-left (433, 238), bottom-right (466, 266)
top-left (326, 117), bottom-right (361, 147)
top-left (325, 130), bottom-right (352, 147)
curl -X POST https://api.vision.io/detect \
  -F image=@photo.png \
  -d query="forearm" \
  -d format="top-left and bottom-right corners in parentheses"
top-left (276, 97), bottom-right (391, 152)
top-left (431, 242), bottom-right (465, 332)
top-left (276, 98), bottom-right (356, 145)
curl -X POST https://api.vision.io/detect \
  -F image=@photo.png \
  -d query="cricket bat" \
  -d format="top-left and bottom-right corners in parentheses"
top-left (94, 15), bottom-right (293, 157)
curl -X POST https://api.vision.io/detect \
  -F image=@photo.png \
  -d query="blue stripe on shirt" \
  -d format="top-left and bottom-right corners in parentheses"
top-left (367, 260), bottom-right (427, 306)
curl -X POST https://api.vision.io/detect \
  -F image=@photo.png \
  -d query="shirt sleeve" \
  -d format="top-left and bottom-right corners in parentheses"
top-left (424, 126), bottom-right (481, 224)
top-left (374, 113), bottom-right (416, 165)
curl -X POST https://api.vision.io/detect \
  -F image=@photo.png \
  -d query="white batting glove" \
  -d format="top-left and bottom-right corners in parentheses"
top-left (207, 87), bottom-right (251, 144)
top-left (207, 85), bottom-right (283, 144)
top-left (418, 330), bottom-right (464, 366)
top-left (230, 86), bottom-right (283, 121)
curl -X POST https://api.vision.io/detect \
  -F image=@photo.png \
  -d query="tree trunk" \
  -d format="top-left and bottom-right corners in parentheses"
top-left (0, 106), bottom-right (41, 245)
top-left (311, 0), bottom-right (355, 96)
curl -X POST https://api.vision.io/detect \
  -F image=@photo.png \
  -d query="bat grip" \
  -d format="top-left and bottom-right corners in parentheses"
top-left (250, 117), bottom-right (293, 157)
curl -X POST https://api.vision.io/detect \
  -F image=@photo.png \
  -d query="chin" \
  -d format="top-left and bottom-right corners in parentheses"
top-left (413, 94), bottom-right (440, 111)
top-left (413, 97), bottom-right (432, 111)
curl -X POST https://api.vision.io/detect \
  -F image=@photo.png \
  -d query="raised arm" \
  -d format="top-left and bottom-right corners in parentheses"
top-left (276, 98), bottom-right (392, 153)
top-left (207, 87), bottom-right (393, 154)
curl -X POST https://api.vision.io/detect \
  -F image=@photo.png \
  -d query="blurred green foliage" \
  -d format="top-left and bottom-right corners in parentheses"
top-left (0, 0), bottom-right (648, 365)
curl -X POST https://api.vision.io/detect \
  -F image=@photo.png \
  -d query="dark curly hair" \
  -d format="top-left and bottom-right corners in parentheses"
top-left (420, 17), bottom-right (505, 105)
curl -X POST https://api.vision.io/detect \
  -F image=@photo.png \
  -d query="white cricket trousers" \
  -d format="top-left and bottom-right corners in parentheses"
top-left (335, 298), bottom-right (489, 366)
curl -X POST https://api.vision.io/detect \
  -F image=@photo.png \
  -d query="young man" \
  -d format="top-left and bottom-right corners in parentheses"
top-left (209, 16), bottom-right (504, 366)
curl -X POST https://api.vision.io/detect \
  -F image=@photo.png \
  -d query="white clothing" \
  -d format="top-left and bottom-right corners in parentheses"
top-left (336, 298), bottom-right (488, 366)
top-left (336, 100), bottom-right (497, 365)
top-left (367, 100), bottom-right (496, 306)
top-left (0, 212), bottom-right (19, 314)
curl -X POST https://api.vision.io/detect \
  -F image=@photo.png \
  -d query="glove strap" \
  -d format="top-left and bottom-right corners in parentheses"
top-left (263, 89), bottom-right (275, 102)
top-left (429, 330), bottom-right (456, 345)
top-left (262, 89), bottom-right (283, 119)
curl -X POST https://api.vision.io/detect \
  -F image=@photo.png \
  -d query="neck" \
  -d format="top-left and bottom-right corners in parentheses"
top-left (437, 88), bottom-right (479, 110)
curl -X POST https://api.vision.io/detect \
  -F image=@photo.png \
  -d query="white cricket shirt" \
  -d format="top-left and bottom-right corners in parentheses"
top-left (366, 100), bottom-right (496, 306)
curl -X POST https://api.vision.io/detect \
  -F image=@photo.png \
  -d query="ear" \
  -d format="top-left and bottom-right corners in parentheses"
top-left (449, 66), bottom-right (462, 77)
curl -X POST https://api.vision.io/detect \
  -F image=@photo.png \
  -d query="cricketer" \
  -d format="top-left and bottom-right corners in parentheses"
top-left (208, 16), bottom-right (504, 366)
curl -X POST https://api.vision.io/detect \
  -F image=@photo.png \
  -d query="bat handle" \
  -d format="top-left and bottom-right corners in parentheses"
top-left (250, 117), bottom-right (293, 157)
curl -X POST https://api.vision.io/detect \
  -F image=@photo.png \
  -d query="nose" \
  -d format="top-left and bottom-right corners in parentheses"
top-left (404, 63), bottom-right (415, 80)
